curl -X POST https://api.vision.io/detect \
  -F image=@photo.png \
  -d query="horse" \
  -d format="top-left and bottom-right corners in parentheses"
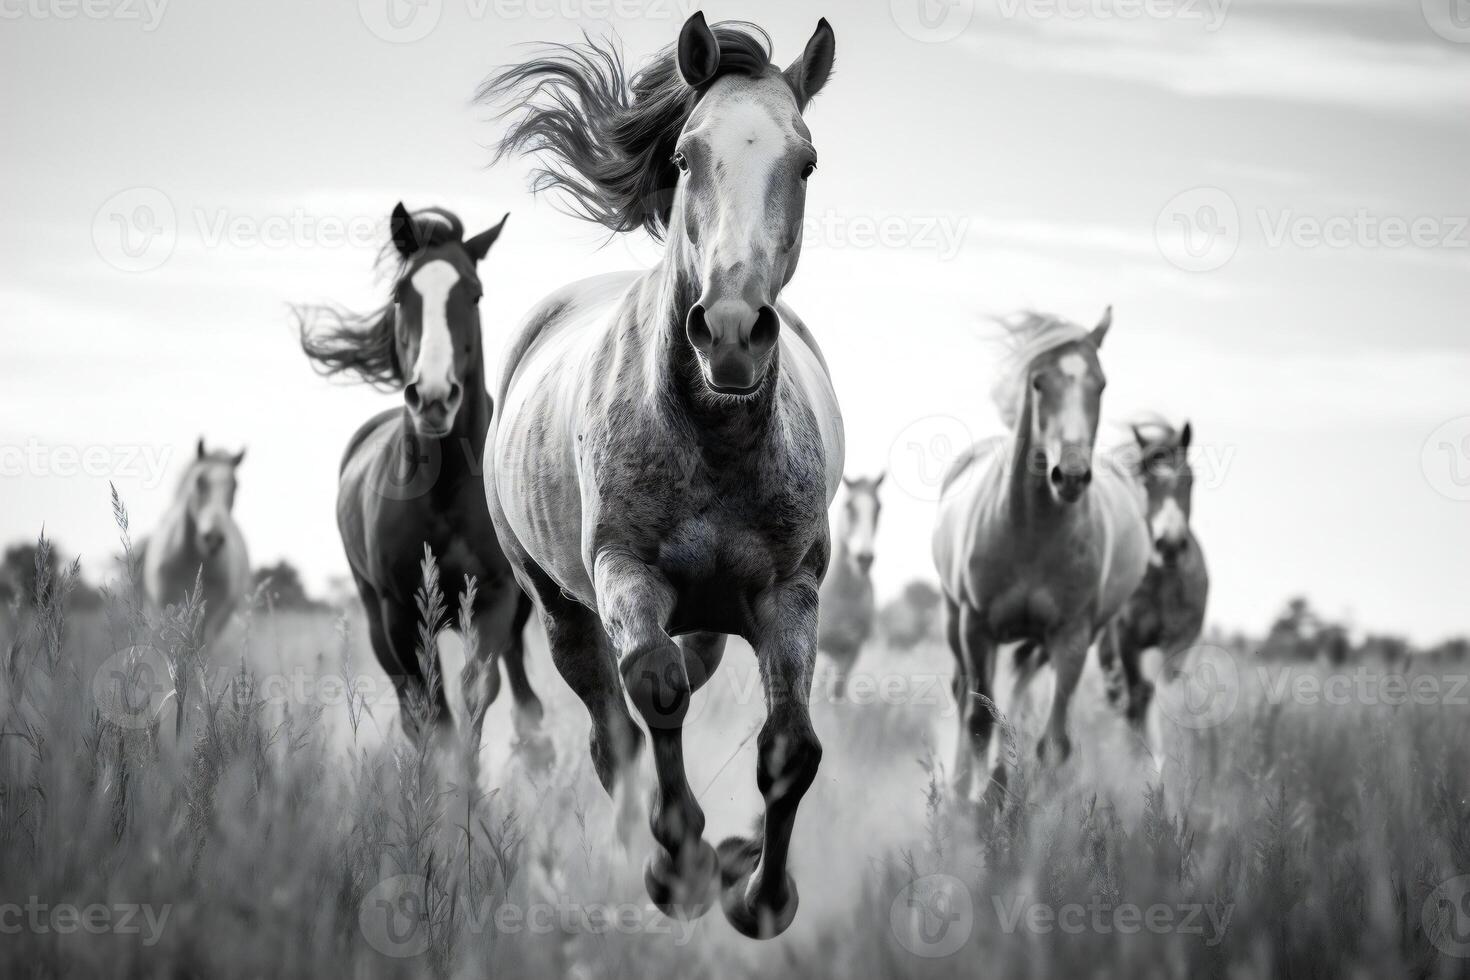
top-left (817, 473), bottom-right (884, 698)
top-left (932, 309), bottom-right (1150, 805)
top-left (478, 14), bottom-right (840, 938)
top-left (142, 439), bottom-right (251, 646)
top-left (1098, 420), bottom-right (1209, 753)
top-left (298, 203), bottom-right (546, 751)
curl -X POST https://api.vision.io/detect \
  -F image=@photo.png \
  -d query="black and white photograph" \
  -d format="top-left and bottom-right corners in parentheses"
top-left (2, 0), bottom-right (1468, 976)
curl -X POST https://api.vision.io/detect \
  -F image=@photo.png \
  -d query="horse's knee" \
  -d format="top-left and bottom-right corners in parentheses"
top-left (756, 723), bottom-right (822, 806)
top-left (621, 641), bottom-right (691, 728)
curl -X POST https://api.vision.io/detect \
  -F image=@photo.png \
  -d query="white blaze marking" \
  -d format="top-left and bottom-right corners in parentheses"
top-left (1058, 352), bottom-right (1088, 380)
top-left (1152, 496), bottom-right (1187, 543)
top-left (697, 94), bottom-right (790, 274)
top-left (848, 491), bottom-right (878, 560)
top-left (409, 260), bottom-right (460, 398)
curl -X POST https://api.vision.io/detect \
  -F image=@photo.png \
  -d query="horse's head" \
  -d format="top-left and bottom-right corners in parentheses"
top-left (388, 203), bottom-right (507, 437)
top-left (837, 472), bottom-right (884, 575)
top-left (671, 13), bottom-right (834, 395)
top-left (185, 438), bottom-right (244, 556)
top-left (1134, 421), bottom-right (1195, 565)
top-left (1025, 307), bottom-right (1111, 504)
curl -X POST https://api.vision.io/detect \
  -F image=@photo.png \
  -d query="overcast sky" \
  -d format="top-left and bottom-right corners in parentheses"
top-left (1, 0), bottom-right (1466, 643)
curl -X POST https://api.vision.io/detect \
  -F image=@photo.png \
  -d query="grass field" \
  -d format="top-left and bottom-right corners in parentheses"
top-left (2, 519), bottom-right (1469, 979)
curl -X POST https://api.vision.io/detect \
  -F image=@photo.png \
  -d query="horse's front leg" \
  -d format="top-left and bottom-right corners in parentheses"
top-left (717, 575), bottom-right (824, 939)
top-left (1038, 623), bottom-right (1092, 764)
top-left (594, 551), bottom-right (717, 920)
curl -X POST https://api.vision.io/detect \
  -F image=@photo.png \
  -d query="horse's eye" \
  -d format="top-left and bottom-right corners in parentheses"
top-left (801, 161), bottom-right (816, 180)
top-left (1031, 377), bottom-right (1043, 391)
top-left (672, 151), bottom-right (689, 173)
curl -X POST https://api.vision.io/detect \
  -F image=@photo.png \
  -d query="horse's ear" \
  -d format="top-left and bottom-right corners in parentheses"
top-left (785, 18), bottom-right (835, 109)
top-left (677, 11), bottom-right (720, 88)
top-left (841, 475), bottom-right (854, 490)
top-left (196, 437), bottom-right (206, 459)
top-left (1090, 305), bottom-right (1113, 348)
top-left (1131, 425), bottom-right (1147, 449)
top-left (231, 448), bottom-right (246, 467)
top-left (390, 202), bottom-right (419, 257)
top-left (873, 470), bottom-right (886, 490)
top-left (1179, 421), bottom-right (1192, 452)
top-left (465, 213), bottom-right (509, 263)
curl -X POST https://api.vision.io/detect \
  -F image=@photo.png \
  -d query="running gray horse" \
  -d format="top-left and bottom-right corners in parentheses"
top-left (817, 473), bottom-right (884, 698)
top-left (933, 310), bottom-right (1149, 804)
top-left (480, 14), bottom-right (840, 937)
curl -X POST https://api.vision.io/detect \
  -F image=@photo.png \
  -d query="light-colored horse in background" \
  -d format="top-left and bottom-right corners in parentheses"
top-left (143, 439), bottom-right (250, 646)
top-left (818, 473), bottom-right (884, 698)
top-left (933, 309), bottom-right (1150, 805)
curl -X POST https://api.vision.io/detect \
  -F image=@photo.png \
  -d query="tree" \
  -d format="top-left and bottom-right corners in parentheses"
top-left (0, 539), bottom-right (102, 611)
top-left (252, 561), bottom-right (325, 611)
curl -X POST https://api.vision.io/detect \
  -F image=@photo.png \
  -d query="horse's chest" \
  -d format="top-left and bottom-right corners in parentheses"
top-left (975, 536), bottom-right (1102, 641)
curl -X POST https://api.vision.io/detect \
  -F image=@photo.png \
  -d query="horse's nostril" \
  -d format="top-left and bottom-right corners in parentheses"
top-left (685, 304), bottom-right (713, 354)
top-left (1050, 465), bottom-right (1064, 485)
top-left (404, 383), bottom-right (421, 411)
top-left (448, 382), bottom-right (463, 406)
top-left (749, 305), bottom-right (780, 353)
top-left (1081, 469), bottom-right (1093, 484)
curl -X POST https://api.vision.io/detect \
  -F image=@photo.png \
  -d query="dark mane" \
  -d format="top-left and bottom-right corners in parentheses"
top-left (296, 207), bottom-right (466, 389)
top-left (479, 23), bottom-right (777, 239)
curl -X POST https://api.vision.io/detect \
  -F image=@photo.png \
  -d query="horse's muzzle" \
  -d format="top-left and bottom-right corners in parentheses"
top-left (686, 301), bottom-right (779, 395)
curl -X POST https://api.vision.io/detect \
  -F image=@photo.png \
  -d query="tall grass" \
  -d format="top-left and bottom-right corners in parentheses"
top-left (1, 501), bottom-right (1468, 978)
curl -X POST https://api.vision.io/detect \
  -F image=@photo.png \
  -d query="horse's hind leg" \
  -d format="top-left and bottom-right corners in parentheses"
top-left (500, 590), bottom-right (547, 736)
top-left (595, 552), bottom-right (717, 921)
top-left (717, 575), bottom-right (824, 940)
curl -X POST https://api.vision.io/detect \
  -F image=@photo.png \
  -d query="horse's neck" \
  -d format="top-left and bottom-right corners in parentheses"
top-left (1001, 397), bottom-right (1061, 527)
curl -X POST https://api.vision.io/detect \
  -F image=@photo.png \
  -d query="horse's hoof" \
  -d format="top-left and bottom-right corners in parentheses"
top-left (644, 839), bottom-right (718, 921)
top-left (716, 836), bottom-right (798, 939)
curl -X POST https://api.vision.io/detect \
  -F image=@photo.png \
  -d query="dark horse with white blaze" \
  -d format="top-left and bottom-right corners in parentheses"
top-left (299, 204), bottom-right (545, 749)
top-left (1099, 419), bottom-right (1209, 760)
top-left (480, 14), bottom-right (840, 937)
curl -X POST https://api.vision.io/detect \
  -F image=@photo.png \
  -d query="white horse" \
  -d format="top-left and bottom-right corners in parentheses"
top-left (817, 473), bottom-right (884, 697)
top-left (143, 439), bottom-right (250, 646)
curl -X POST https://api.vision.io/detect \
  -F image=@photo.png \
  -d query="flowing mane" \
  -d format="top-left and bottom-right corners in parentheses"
top-left (988, 311), bottom-right (1092, 428)
top-left (478, 23), bottom-right (778, 239)
top-left (295, 207), bottom-right (466, 389)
